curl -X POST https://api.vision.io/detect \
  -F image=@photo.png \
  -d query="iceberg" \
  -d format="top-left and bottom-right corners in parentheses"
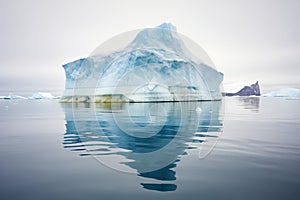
top-left (0, 93), bottom-right (27, 100)
top-left (223, 81), bottom-right (261, 96)
top-left (60, 23), bottom-right (223, 102)
top-left (0, 92), bottom-right (59, 100)
top-left (223, 80), bottom-right (257, 93)
top-left (262, 88), bottom-right (300, 97)
top-left (28, 92), bottom-right (59, 99)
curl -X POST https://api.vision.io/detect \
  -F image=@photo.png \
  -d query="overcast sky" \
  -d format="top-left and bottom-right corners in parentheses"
top-left (0, 0), bottom-right (299, 94)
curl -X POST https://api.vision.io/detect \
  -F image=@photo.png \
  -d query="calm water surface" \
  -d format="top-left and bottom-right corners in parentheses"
top-left (0, 97), bottom-right (299, 200)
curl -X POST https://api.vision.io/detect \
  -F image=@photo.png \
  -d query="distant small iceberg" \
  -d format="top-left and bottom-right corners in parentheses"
top-left (262, 88), bottom-right (300, 97)
top-left (0, 92), bottom-right (60, 100)
top-left (223, 81), bottom-right (261, 96)
top-left (0, 93), bottom-right (27, 100)
top-left (28, 92), bottom-right (59, 99)
top-left (223, 80), bottom-right (257, 94)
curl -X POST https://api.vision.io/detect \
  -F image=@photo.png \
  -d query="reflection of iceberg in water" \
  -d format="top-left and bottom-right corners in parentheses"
top-left (141, 183), bottom-right (177, 192)
top-left (61, 101), bottom-right (223, 192)
top-left (238, 97), bottom-right (260, 111)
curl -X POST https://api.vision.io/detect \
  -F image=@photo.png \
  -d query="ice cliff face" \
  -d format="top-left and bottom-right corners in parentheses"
top-left (61, 23), bottom-right (223, 102)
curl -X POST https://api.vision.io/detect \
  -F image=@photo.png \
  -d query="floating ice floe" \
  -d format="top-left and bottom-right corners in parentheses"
top-left (0, 92), bottom-right (59, 100)
top-left (0, 93), bottom-right (27, 100)
top-left (262, 88), bottom-right (300, 97)
top-left (28, 92), bottom-right (59, 99)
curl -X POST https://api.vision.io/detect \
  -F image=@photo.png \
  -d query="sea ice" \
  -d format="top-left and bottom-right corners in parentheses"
top-left (262, 88), bottom-right (300, 97)
top-left (28, 92), bottom-right (58, 99)
top-left (0, 93), bottom-right (27, 100)
top-left (0, 92), bottom-right (59, 100)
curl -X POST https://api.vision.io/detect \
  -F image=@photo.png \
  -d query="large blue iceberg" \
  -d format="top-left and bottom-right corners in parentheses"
top-left (60, 23), bottom-right (223, 102)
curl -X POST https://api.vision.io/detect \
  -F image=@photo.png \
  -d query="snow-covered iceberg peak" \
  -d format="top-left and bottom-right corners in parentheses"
top-left (157, 22), bottom-right (177, 32)
top-left (60, 23), bottom-right (223, 103)
top-left (129, 23), bottom-right (191, 61)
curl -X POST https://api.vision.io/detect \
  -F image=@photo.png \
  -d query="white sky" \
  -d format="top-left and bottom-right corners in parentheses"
top-left (0, 0), bottom-right (299, 94)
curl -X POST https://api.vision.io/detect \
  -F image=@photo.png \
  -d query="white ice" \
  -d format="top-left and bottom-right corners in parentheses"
top-left (262, 88), bottom-right (300, 97)
top-left (28, 92), bottom-right (59, 99)
top-left (0, 93), bottom-right (27, 100)
top-left (0, 92), bottom-right (59, 100)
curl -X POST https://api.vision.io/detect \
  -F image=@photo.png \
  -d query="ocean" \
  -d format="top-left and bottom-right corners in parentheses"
top-left (0, 97), bottom-right (299, 200)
